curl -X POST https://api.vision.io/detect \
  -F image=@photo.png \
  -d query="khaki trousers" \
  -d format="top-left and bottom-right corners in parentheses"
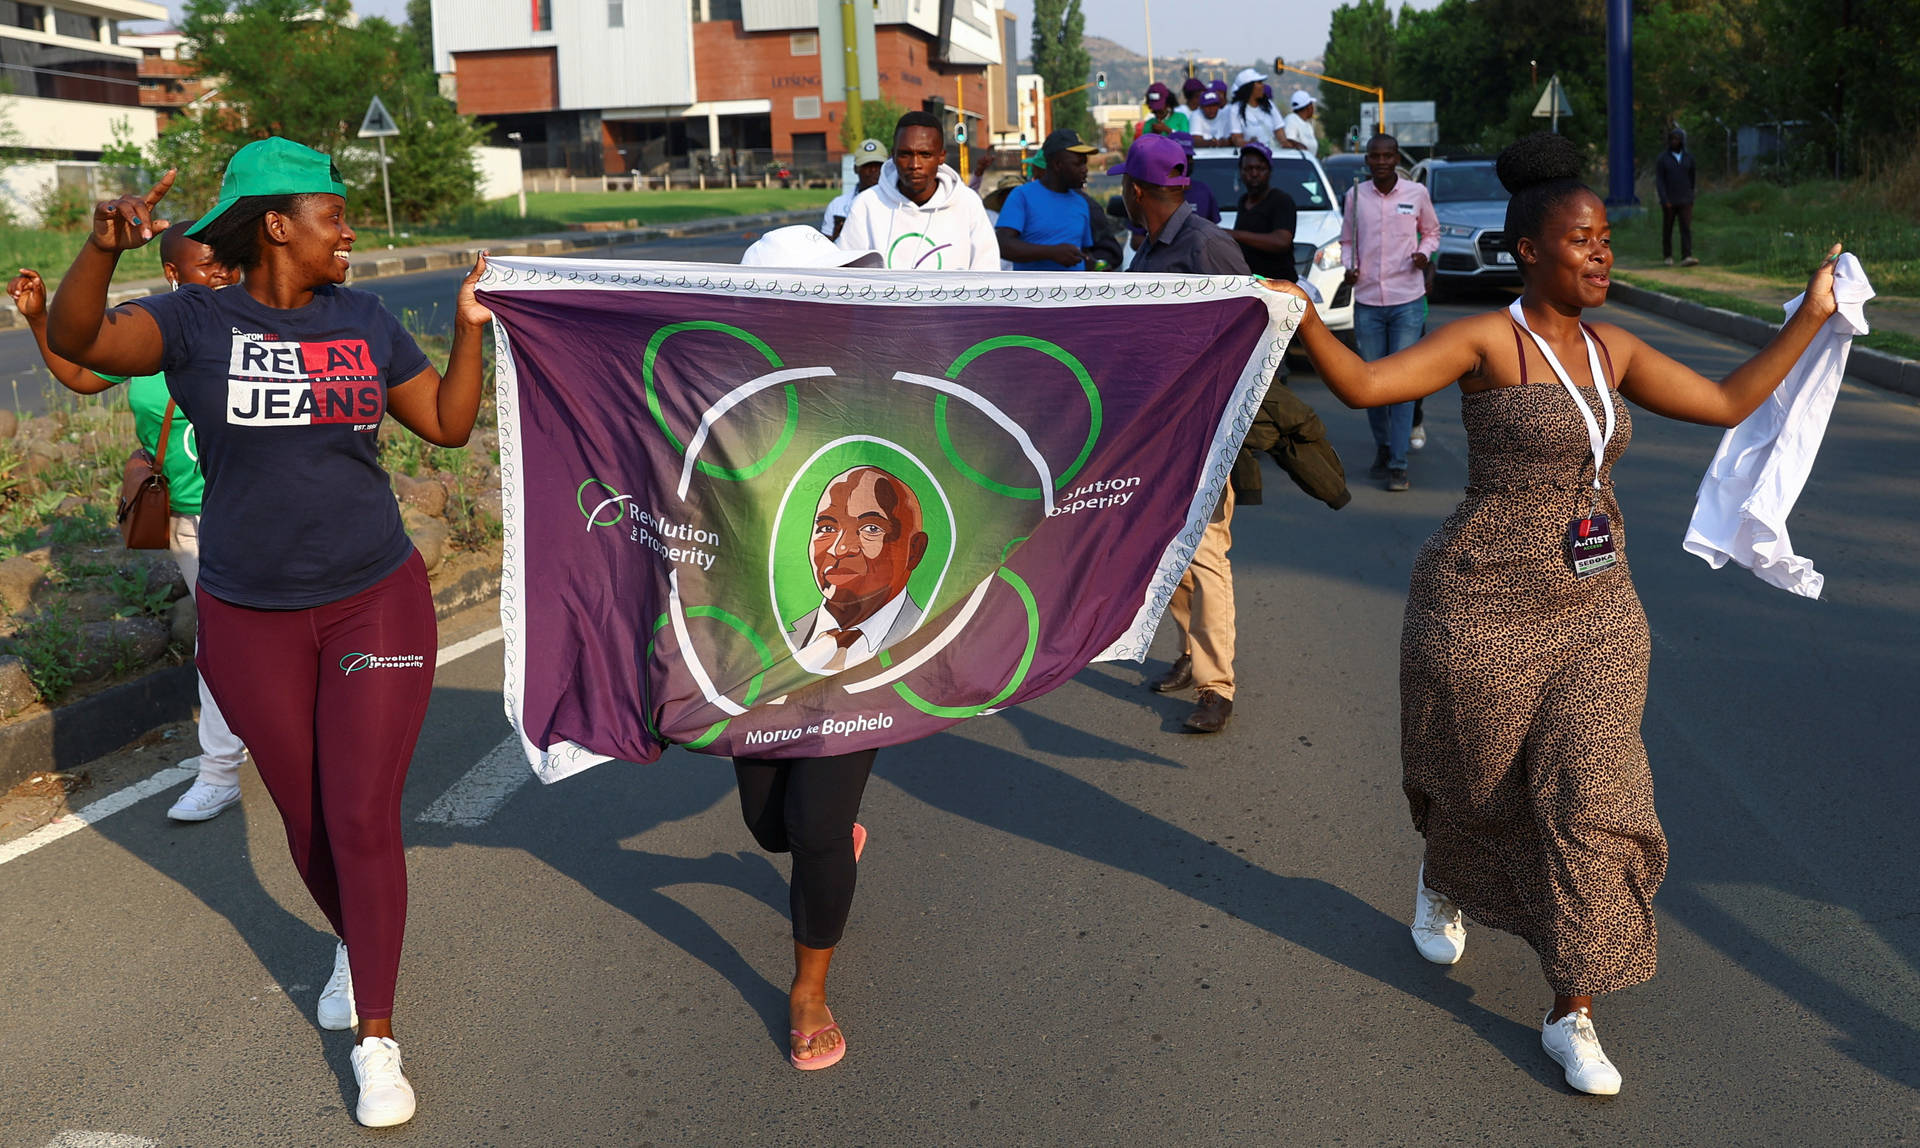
top-left (1168, 485), bottom-right (1235, 699)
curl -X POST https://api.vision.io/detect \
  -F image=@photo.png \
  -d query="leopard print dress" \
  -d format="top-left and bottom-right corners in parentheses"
top-left (1400, 340), bottom-right (1668, 997)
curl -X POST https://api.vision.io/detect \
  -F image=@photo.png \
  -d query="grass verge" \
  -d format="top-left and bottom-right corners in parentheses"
top-left (1612, 272), bottom-right (1920, 362)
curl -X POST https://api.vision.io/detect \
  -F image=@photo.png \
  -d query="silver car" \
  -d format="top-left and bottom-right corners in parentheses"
top-left (1409, 156), bottom-right (1519, 296)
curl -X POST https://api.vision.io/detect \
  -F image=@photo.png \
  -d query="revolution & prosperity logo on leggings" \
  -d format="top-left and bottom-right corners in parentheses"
top-left (339, 652), bottom-right (428, 675)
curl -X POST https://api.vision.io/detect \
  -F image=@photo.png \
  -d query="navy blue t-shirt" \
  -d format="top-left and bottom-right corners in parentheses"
top-left (131, 284), bottom-right (431, 609)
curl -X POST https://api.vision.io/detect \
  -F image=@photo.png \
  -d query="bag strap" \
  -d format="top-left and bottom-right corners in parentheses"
top-left (155, 399), bottom-right (176, 473)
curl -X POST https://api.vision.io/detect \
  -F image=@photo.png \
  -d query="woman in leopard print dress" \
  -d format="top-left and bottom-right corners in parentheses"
top-left (1272, 133), bottom-right (1841, 1095)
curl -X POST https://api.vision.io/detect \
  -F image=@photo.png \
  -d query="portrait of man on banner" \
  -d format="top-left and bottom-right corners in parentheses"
top-left (789, 465), bottom-right (929, 674)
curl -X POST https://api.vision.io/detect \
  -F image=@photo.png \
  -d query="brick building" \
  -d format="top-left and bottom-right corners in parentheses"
top-left (432, 0), bottom-right (1010, 176)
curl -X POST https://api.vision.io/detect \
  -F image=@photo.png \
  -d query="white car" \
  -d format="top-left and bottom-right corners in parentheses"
top-left (1188, 145), bottom-right (1353, 332)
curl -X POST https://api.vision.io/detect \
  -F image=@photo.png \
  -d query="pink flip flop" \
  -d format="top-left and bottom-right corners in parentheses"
top-left (789, 1013), bottom-right (847, 1071)
top-left (852, 823), bottom-right (868, 863)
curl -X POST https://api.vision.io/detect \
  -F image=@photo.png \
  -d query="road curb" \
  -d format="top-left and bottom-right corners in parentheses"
top-left (0, 564), bottom-right (502, 793)
top-left (1609, 279), bottom-right (1920, 399)
top-left (0, 209), bottom-right (823, 331)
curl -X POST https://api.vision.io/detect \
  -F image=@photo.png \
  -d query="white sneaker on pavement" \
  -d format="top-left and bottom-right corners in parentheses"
top-left (1409, 424), bottom-right (1427, 451)
top-left (318, 942), bottom-right (357, 1031)
top-left (1542, 1009), bottom-right (1623, 1095)
top-left (350, 1037), bottom-right (416, 1127)
top-left (1411, 864), bottom-right (1466, 965)
top-left (166, 773), bottom-right (241, 822)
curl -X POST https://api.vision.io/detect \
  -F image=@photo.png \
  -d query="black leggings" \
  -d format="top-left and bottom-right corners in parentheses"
top-left (733, 749), bottom-right (877, 949)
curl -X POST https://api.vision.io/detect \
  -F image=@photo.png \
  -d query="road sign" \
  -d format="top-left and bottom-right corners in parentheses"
top-left (1360, 101), bottom-right (1437, 134)
top-left (1532, 75), bottom-right (1571, 129)
top-left (358, 95), bottom-right (399, 139)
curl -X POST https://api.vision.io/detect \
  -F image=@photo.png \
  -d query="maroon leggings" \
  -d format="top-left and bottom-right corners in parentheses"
top-left (195, 552), bottom-right (436, 1022)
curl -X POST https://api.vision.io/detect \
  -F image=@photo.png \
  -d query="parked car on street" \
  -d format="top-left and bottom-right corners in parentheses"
top-left (1184, 145), bottom-right (1354, 332)
top-left (1408, 155), bottom-right (1519, 296)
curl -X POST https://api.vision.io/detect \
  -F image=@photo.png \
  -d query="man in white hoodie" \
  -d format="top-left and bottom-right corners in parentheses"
top-left (837, 110), bottom-right (1000, 272)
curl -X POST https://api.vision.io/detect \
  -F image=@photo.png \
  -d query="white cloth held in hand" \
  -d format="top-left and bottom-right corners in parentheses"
top-left (1682, 252), bottom-right (1873, 599)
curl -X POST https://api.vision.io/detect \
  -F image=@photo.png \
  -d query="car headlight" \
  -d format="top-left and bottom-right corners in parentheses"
top-left (1438, 223), bottom-right (1476, 238)
top-left (1312, 240), bottom-right (1342, 271)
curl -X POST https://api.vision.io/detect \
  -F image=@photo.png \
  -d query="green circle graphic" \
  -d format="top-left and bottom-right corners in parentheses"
top-left (934, 336), bottom-right (1102, 500)
top-left (576, 478), bottom-right (627, 527)
top-left (771, 442), bottom-right (954, 640)
top-left (643, 321), bottom-right (799, 482)
top-left (646, 604), bottom-right (776, 748)
top-left (881, 567), bottom-right (1040, 719)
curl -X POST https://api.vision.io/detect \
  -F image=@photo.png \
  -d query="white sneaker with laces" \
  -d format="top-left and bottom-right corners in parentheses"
top-left (318, 942), bottom-right (357, 1031)
top-left (166, 774), bottom-right (241, 822)
top-left (1409, 424), bottom-right (1427, 451)
top-left (1411, 864), bottom-right (1466, 964)
top-left (1542, 1008), bottom-right (1623, 1095)
top-left (350, 1037), bottom-right (416, 1127)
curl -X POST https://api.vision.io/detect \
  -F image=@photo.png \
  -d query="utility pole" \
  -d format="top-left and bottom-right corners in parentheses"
top-left (842, 0), bottom-right (863, 143)
top-left (1143, 0), bottom-right (1154, 85)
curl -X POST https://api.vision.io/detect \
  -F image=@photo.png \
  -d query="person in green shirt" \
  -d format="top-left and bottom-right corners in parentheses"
top-left (8, 220), bottom-right (250, 823)
top-left (1131, 81), bottom-right (1190, 146)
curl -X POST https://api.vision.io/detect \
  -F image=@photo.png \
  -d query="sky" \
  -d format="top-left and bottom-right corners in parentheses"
top-left (143, 1), bottom-right (1436, 62)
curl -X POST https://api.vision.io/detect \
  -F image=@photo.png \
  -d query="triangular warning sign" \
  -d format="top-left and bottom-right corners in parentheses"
top-left (1531, 76), bottom-right (1572, 119)
top-left (358, 95), bottom-right (400, 138)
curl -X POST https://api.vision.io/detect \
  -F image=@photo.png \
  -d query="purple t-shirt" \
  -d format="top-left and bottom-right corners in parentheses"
top-left (131, 283), bottom-right (431, 609)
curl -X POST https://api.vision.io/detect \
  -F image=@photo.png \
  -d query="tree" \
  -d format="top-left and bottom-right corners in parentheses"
top-left (1320, 0), bottom-right (1395, 148)
top-left (839, 97), bottom-right (908, 153)
top-left (1031, 0), bottom-right (1096, 144)
top-left (405, 0), bottom-right (434, 69)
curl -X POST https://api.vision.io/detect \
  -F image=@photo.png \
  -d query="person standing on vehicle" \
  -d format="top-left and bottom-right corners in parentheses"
top-left (1339, 132), bottom-right (1439, 491)
top-left (838, 111), bottom-right (1000, 271)
top-left (1181, 76), bottom-right (1207, 119)
top-left (46, 140), bottom-right (492, 1129)
top-left (1227, 141), bottom-right (1296, 282)
top-left (995, 129), bottom-right (1098, 270)
top-left (822, 139), bottom-right (886, 240)
top-left (1189, 86), bottom-right (1229, 142)
top-left (1224, 69), bottom-right (1281, 151)
top-left (1655, 128), bottom-right (1698, 267)
top-left (1115, 134), bottom-right (1248, 734)
top-left (1133, 81), bottom-right (1189, 143)
top-left (9, 226), bottom-right (253, 825)
top-left (1171, 133), bottom-right (1221, 223)
top-left (1280, 91), bottom-right (1319, 154)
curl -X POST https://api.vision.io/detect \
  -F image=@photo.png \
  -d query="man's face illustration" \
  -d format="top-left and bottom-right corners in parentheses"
top-left (811, 467), bottom-right (928, 623)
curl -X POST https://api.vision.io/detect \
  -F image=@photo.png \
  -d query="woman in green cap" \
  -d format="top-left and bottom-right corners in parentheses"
top-left (45, 138), bottom-right (491, 1129)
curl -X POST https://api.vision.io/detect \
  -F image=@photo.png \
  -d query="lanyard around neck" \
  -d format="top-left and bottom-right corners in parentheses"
top-left (1508, 299), bottom-right (1615, 491)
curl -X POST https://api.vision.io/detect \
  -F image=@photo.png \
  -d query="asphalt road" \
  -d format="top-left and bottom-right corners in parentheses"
top-left (2, 244), bottom-right (1917, 1146)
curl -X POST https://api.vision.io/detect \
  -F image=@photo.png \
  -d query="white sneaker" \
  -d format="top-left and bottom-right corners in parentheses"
top-left (1411, 864), bottom-right (1466, 964)
top-left (1409, 424), bottom-right (1427, 451)
top-left (350, 1037), bottom-right (416, 1127)
top-left (318, 942), bottom-right (357, 1031)
top-left (166, 775), bottom-right (241, 822)
top-left (1542, 1009), bottom-right (1623, 1095)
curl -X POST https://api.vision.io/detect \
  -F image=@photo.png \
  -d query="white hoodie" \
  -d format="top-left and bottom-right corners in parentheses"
top-left (836, 161), bottom-right (1000, 271)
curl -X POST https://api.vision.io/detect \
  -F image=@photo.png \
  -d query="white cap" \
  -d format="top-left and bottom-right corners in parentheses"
top-left (854, 138), bottom-right (886, 164)
top-left (1290, 89), bottom-right (1315, 111)
top-left (1232, 68), bottom-right (1267, 90)
top-left (741, 226), bottom-right (882, 269)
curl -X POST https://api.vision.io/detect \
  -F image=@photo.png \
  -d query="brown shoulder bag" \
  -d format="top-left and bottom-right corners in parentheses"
top-left (117, 399), bottom-right (175, 550)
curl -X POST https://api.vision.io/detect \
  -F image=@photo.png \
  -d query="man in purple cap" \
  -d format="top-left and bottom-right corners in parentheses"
top-left (1133, 81), bottom-right (1189, 144)
top-left (1116, 134), bottom-right (1249, 735)
top-left (1227, 141), bottom-right (1295, 282)
top-left (1190, 86), bottom-right (1230, 142)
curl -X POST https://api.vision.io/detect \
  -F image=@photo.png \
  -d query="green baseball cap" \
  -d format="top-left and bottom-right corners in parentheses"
top-left (185, 137), bottom-right (348, 237)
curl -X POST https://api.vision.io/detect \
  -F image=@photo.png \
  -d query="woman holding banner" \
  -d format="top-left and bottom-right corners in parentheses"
top-left (45, 139), bottom-right (491, 1129)
top-left (1270, 132), bottom-right (1841, 1095)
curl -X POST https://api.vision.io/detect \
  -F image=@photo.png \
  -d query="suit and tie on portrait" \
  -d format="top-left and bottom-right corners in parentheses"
top-left (788, 466), bottom-right (930, 674)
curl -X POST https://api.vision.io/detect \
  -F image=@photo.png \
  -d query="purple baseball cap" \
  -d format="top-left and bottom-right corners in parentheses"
top-left (1199, 88), bottom-right (1224, 108)
top-left (1240, 140), bottom-right (1273, 164)
top-left (1112, 134), bottom-right (1190, 187)
top-left (1182, 77), bottom-right (1206, 96)
top-left (1170, 131), bottom-right (1197, 158)
top-left (1145, 81), bottom-right (1173, 109)
top-left (1208, 79), bottom-right (1229, 97)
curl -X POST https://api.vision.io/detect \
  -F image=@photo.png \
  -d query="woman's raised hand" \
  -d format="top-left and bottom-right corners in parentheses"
top-left (7, 268), bottom-right (46, 320)
top-left (89, 169), bottom-right (176, 253)
top-left (456, 251), bottom-right (492, 328)
top-left (1801, 243), bottom-right (1844, 323)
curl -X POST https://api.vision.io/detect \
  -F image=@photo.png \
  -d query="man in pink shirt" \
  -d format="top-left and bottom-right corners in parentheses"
top-left (1339, 133), bottom-right (1440, 491)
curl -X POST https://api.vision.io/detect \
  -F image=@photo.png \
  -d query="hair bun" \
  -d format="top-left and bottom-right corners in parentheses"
top-left (1497, 133), bottom-right (1583, 195)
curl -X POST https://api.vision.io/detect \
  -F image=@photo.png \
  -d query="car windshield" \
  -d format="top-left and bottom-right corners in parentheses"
top-left (1429, 164), bottom-right (1509, 203)
top-left (1191, 155), bottom-right (1333, 212)
top-left (1320, 155), bottom-right (1364, 193)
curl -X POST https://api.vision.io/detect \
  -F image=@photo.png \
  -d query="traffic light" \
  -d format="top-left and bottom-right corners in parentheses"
top-left (955, 122), bottom-right (968, 143)
top-left (1096, 71), bottom-right (1106, 90)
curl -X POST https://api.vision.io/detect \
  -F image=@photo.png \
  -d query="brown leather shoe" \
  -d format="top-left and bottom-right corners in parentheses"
top-left (1183, 689), bottom-right (1233, 733)
top-left (1150, 653), bottom-right (1193, 693)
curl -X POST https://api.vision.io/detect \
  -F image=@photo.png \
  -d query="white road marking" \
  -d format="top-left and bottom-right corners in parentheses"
top-left (415, 736), bottom-right (529, 827)
top-left (0, 629), bottom-right (507, 869)
top-left (44, 1131), bottom-right (159, 1147)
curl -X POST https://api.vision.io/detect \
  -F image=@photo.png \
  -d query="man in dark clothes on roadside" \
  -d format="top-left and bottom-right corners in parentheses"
top-left (1227, 141), bottom-right (1296, 282)
top-left (1656, 128), bottom-right (1698, 267)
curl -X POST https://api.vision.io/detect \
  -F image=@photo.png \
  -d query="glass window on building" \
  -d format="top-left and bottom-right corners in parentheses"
top-left (608, 0), bottom-right (622, 27)
top-left (532, 0), bottom-right (552, 31)
top-left (0, 2), bottom-right (44, 30)
top-left (52, 8), bottom-right (100, 39)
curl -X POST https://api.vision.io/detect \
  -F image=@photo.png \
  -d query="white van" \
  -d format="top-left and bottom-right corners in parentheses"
top-left (1187, 145), bottom-right (1353, 332)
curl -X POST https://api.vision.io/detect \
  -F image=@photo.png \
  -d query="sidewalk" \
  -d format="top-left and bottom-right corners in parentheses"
top-left (0, 207), bottom-right (823, 332)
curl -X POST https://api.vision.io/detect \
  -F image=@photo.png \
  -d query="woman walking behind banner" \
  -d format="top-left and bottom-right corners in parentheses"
top-left (1270, 133), bottom-right (1840, 1094)
top-left (45, 140), bottom-right (492, 1128)
top-left (10, 227), bottom-right (253, 824)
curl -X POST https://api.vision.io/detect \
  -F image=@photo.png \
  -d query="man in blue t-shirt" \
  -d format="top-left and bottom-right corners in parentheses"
top-left (994, 129), bottom-right (1098, 271)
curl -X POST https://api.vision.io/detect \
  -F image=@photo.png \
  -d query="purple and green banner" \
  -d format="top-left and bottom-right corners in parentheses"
top-left (478, 258), bottom-right (1304, 781)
